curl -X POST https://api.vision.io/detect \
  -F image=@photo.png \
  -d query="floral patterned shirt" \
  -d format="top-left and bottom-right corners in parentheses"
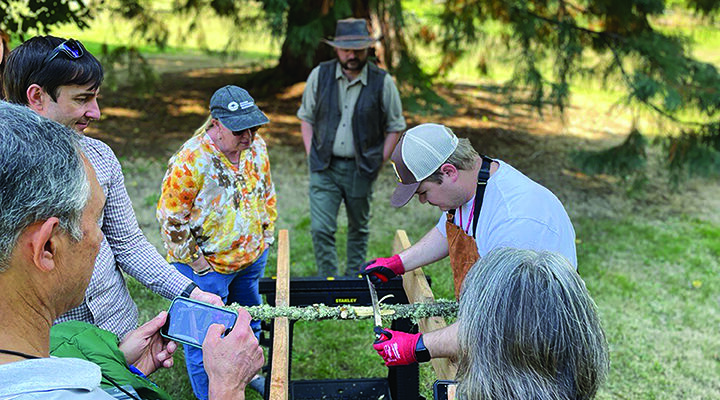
top-left (156, 133), bottom-right (277, 274)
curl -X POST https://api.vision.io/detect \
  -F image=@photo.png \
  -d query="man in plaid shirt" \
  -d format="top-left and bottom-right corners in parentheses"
top-left (3, 36), bottom-right (222, 339)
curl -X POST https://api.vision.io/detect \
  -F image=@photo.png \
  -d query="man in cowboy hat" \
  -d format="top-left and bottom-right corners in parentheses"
top-left (297, 18), bottom-right (406, 277)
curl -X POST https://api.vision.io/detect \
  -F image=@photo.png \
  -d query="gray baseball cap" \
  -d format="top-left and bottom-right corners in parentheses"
top-left (389, 123), bottom-right (459, 208)
top-left (209, 85), bottom-right (269, 131)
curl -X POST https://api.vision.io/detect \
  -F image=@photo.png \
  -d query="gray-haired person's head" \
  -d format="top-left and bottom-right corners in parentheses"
top-left (457, 248), bottom-right (609, 400)
top-left (0, 101), bottom-right (89, 271)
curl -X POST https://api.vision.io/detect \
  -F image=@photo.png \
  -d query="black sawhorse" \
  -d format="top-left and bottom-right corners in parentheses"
top-left (259, 276), bottom-right (422, 400)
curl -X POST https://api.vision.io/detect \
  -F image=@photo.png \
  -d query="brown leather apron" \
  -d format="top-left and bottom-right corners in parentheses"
top-left (446, 214), bottom-right (480, 299)
top-left (446, 156), bottom-right (493, 299)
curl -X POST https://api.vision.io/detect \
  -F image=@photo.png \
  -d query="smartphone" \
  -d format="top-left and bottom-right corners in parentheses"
top-left (161, 297), bottom-right (238, 348)
top-left (433, 380), bottom-right (458, 400)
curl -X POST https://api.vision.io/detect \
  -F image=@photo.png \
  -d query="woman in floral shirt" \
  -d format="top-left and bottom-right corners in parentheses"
top-left (156, 85), bottom-right (276, 399)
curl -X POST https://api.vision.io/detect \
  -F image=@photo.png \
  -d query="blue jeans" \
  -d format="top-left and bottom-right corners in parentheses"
top-left (173, 249), bottom-right (268, 400)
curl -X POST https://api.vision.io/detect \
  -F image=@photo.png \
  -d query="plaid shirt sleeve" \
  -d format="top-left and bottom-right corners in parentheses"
top-left (56, 137), bottom-right (193, 339)
top-left (85, 138), bottom-right (192, 298)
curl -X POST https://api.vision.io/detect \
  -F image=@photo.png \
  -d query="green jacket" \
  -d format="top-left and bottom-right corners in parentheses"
top-left (50, 321), bottom-right (173, 400)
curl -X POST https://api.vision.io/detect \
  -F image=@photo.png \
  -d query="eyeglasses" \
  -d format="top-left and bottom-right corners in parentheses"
top-left (232, 126), bottom-right (260, 136)
top-left (40, 39), bottom-right (85, 69)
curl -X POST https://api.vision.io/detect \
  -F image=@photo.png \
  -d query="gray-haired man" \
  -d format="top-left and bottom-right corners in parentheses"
top-left (0, 101), bottom-right (263, 399)
top-left (3, 35), bottom-right (222, 340)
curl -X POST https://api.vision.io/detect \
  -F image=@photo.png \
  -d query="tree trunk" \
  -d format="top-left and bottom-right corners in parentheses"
top-left (275, 0), bottom-right (402, 83)
top-left (370, 0), bottom-right (407, 70)
top-left (275, 0), bottom-right (336, 84)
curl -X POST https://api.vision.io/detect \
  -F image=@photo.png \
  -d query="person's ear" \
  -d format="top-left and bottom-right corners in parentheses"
top-left (440, 163), bottom-right (459, 182)
top-left (26, 84), bottom-right (47, 113)
top-left (27, 217), bottom-right (62, 273)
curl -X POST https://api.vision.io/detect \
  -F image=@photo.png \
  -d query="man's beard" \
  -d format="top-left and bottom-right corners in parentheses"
top-left (339, 58), bottom-right (367, 71)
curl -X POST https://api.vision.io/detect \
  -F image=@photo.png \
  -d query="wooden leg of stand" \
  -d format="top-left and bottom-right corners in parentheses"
top-left (269, 230), bottom-right (290, 400)
top-left (395, 230), bottom-right (458, 380)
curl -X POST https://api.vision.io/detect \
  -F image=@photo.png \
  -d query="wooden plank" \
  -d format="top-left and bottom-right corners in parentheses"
top-left (269, 230), bottom-right (290, 400)
top-left (395, 230), bottom-right (458, 380)
top-left (274, 230), bottom-right (290, 307)
top-left (268, 317), bottom-right (289, 400)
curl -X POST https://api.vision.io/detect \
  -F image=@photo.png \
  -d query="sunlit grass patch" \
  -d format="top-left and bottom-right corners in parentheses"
top-left (577, 216), bottom-right (720, 400)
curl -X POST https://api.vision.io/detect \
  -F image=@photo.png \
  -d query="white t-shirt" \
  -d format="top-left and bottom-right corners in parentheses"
top-left (436, 160), bottom-right (577, 268)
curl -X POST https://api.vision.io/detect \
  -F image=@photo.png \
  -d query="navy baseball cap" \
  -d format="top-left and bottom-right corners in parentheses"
top-left (209, 85), bottom-right (269, 131)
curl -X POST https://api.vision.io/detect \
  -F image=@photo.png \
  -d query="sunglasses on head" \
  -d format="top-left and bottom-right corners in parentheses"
top-left (232, 126), bottom-right (260, 136)
top-left (41, 39), bottom-right (85, 69)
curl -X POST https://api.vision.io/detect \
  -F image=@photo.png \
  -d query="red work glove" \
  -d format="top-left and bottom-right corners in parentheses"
top-left (362, 254), bottom-right (405, 285)
top-left (372, 328), bottom-right (421, 367)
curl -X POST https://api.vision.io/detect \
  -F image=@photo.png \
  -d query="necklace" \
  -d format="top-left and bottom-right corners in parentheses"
top-left (0, 349), bottom-right (39, 359)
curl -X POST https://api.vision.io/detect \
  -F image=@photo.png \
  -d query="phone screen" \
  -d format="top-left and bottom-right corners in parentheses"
top-left (163, 297), bottom-right (238, 348)
top-left (433, 380), bottom-right (458, 400)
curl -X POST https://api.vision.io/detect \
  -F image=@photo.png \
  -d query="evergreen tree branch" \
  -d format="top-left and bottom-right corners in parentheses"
top-left (600, 35), bottom-right (706, 126)
top-left (515, 6), bottom-right (712, 127)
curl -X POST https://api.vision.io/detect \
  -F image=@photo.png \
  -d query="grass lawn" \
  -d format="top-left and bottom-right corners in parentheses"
top-left (42, 3), bottom-right (720, 399)
top-left (120, 144), bottom-right (720, 399)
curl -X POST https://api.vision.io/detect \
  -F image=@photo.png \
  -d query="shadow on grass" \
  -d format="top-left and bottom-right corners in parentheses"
top-left (95, 65), bottom-right (720, 226)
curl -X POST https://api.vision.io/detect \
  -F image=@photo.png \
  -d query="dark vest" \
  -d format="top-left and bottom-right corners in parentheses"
top-left (310, 59), bottom-right (387, 179)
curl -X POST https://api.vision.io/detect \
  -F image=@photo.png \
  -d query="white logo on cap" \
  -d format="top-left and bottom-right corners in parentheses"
top-left (228, 101), bottom-right (239, 111)
top-left (239, 101), bottom-right (254, 109)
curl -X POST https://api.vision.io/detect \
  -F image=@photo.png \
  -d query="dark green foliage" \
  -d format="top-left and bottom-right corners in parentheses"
top-left (437, 0), bottom-right (719, 179)
top-left (99, 45), bottom-right (159, 94)
top-left (4, 0), bottom-right (719, 178)
top-left (687, 0), bottom-right (720, 14)
top-left (0, 0), bottom-right (91, 36)
top-left (573, 128), bottom-right (648, 177)
top-left (395, 53), bottom-right (454, 116)
top-left (664, 123), bottom-right (720, 182)
top-left (110, 0), bottom-right (170, 49)
top-left (439, 0), bottom-right (719, 116)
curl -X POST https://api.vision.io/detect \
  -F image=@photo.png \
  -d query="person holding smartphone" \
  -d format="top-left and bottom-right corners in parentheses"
top-left (157, 85), bottom-right (277, 399)
top-left (0, 102), bottom-right (263, 400)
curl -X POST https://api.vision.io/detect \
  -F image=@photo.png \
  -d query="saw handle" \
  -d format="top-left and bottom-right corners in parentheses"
top-left (373, 326), bottom-right (392, 344)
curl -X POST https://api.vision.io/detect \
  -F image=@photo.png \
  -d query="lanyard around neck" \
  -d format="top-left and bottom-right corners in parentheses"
top-left (458, 200), bottom-right (476, 235)
top-left (449, 156), bottom-right (494, 238)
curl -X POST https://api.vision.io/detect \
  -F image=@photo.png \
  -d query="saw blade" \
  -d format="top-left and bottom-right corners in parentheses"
top-left (366, 275), bottom-right (383, 327)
